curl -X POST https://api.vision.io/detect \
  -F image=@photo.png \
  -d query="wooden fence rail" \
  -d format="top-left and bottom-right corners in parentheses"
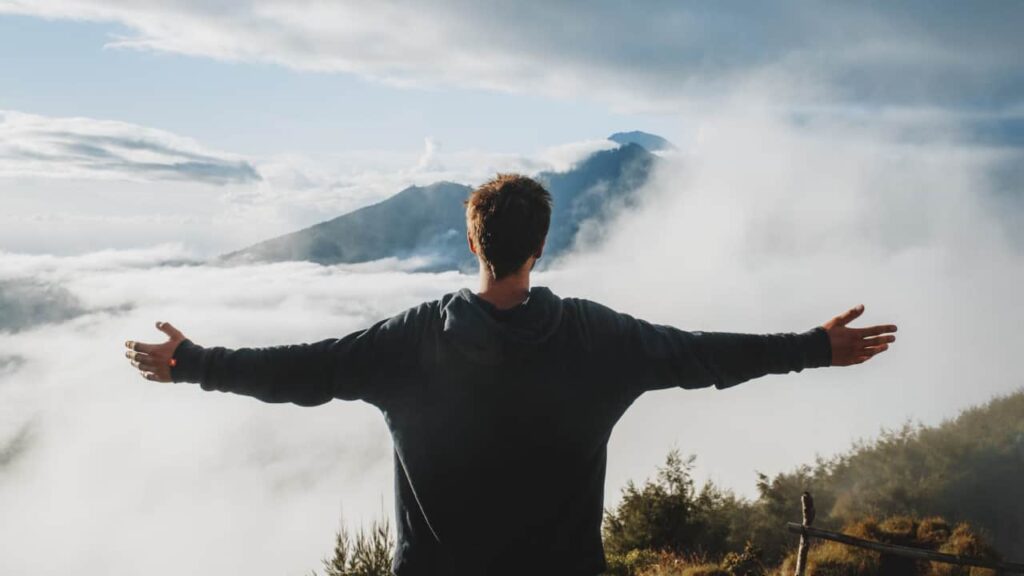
top-left (789, 492), bottom-right (1024, 575)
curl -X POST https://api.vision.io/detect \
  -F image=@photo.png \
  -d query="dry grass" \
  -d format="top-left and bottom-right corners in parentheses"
top-left (771, 515), bottom-right (1000, 576)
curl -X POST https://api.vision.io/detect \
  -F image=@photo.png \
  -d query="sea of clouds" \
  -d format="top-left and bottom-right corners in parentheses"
top-left (2, 100), bottom-right (1022, 574)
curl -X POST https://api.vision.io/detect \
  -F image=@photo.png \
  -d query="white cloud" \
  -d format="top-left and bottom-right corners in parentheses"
top-left (414, 137), bottom-right (441, 172)
top-left (0, 249), bottom-right (469, 575)
top-left (536, 138), bottom-right (618, 173)
top-left (1, 1), bottom-right (1021, 112)
top-left (548, 101), bottom-right (1024, 496)
top-left (0, 110), bottom-right (259, 184)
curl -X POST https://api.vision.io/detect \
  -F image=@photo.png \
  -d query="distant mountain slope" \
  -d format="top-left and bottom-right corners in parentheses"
top-left (608, 130), bottom-right (677, 152)
top-left (540, 142), bottom-right (657, 259)
top-left (222, 137), bottom-right (664, 269)
top-left (222, 181), bottom-right (472, 268)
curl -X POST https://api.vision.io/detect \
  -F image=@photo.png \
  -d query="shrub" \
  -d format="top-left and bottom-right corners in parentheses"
top-left (317, 517), bottom-right (394, 576)
top-left (606, 549), bottom-right (662, 576)
top-left (604, 450), bottom-right (744, 559)
top-left (719, 542), bottom-right (767, 576)
top-left (776, 515), bottom-right (999, 576)
top-left (930, 523), bottom-right (1000, 576)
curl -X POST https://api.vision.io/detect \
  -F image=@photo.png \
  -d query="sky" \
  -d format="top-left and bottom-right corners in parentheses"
top-left (1, 2), bottom-right (1023, 575)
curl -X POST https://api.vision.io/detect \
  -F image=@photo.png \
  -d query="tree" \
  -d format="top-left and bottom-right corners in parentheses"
top-left (603, 449), bottom-right (740, 558)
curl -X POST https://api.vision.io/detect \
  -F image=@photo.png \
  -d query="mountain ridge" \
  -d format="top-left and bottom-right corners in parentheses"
top-left (222, 134), bottom-right (669, 270)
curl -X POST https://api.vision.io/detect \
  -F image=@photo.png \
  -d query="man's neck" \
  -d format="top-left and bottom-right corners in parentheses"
top-left (477, 266), bottom-right (531, 311)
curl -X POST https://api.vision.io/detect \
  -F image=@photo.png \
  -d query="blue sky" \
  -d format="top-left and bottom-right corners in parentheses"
top-left (0, 14), bottom-right (670, 155)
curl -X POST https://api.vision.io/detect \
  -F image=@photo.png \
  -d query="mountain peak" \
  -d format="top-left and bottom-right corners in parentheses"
top-left (608, 131), bottom-right (676, 152)
top-left (222, 142), bottom-right (661, 270)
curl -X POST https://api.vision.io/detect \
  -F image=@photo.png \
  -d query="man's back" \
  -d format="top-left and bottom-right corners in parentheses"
top-left (385, 287), bottom-right (632, 575)
top-left (168, 285), bottom-right (831, 575)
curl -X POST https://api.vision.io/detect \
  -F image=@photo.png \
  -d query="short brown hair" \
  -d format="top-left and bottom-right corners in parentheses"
top-left (465, 173), bottom-right (552, 280)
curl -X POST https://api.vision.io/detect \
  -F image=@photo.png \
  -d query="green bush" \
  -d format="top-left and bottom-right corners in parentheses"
top-left (603, 450), bottom-right (744, 559)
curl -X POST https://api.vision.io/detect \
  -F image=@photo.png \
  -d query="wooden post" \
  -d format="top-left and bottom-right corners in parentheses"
top-left (794, 491), bottom-right (815, 576)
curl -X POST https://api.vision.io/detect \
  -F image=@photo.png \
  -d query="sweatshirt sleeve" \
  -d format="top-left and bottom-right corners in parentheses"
top-left (168, 303), bottom-right (431, 407)
top-left (576, 300), bottom-right (832, 395)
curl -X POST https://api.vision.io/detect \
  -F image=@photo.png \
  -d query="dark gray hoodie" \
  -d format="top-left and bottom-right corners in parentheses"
top-left (171, 286), bottom-right (831, 575)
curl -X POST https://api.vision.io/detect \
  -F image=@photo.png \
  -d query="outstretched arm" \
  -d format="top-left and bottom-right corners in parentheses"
top-left (125, 309), bottom-right (427, 406)
top-left (585, 302), bottom-right (896, 394)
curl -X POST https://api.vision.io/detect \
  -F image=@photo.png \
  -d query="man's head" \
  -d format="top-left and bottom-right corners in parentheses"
top-left (465, 173), bottom-right (552, 280)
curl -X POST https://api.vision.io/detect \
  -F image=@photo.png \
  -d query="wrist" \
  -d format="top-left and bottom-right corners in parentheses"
top-left (805, 326), bottom-right (833, 368)
top-left (169, 339), bottom-right (205, 383)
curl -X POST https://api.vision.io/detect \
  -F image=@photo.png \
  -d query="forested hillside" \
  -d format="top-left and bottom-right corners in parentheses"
top-left (603, 388), bottom-right (1024, 574)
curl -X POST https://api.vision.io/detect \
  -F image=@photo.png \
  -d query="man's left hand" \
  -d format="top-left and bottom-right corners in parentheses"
top-left (822, 305), bottom-right (897, 366)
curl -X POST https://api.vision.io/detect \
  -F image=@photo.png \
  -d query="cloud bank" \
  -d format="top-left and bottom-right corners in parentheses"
top-left (1, 1), bottom-right (1022, 112)
top-left (0, 250), bottom-right (469, 575)
top-left (0, 277), bottom-right (87, 333)
top-left (0, 110), bottom-right (260, 185)
top-left (550, 100), bottom-right (1024, 498)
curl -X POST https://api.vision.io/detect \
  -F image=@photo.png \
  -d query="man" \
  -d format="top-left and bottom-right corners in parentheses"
top-left (125, 173), bottom-right (896, 575)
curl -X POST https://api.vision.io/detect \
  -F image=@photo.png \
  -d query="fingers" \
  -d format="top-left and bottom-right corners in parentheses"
top-left (846, 344), bottom-right (889, 367)
top-left (123, 340), bottom-right (173, 383)
top-left (124, 321), bottom-right (184, 355)
top-left (124, 339), bottom-right (158, 354)
top-left (127, 352), bottom-right (163, 372)
top-left (124, 349), bottom-right (159, 363)
top-left (862, 335), bottom-right (896, 346)
top-left (833, 304), bottom-right (865, 328)
top-left (854, 324), bottom-right (898, 338)
top-left (139, 370), bottom-right (170, 383)
top-left (863, 344), bottom-right (889, 355)
top-left (831, 327), bottom-right (895, 366)
top-left (156, 321), bottom-right (184, 341)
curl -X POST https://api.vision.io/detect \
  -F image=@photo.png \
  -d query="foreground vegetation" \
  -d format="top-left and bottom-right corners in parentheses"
top-left (315, 518), bottom-right (394, 576)
top-left (314, 389), bottom-right (1024, 575)
top-left (603, 389), bottom-right (1023, 574)
top-left (605, 515), bottom-right (1001, 576)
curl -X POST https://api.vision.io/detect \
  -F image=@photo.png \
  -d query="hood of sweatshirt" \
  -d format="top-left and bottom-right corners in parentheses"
top-left (440, 286), bottom-right (564, 365)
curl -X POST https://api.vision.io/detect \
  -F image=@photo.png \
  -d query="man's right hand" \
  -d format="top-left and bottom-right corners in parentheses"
top-left (822, 305), bottom-right (897, 366)
top-left (124, 321), bottom-right (188, 382)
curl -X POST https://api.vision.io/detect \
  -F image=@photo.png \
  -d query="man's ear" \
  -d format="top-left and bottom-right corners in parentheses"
top-left (534, 237), bottom-right (546, 259)
top-left (467, 231), bottom-right (477, 255)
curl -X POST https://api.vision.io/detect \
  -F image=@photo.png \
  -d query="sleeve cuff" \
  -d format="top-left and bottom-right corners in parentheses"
top-left (803, 326), bottom-right (832, 369)
top-left (169, 339), bottom-right (206, 384)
